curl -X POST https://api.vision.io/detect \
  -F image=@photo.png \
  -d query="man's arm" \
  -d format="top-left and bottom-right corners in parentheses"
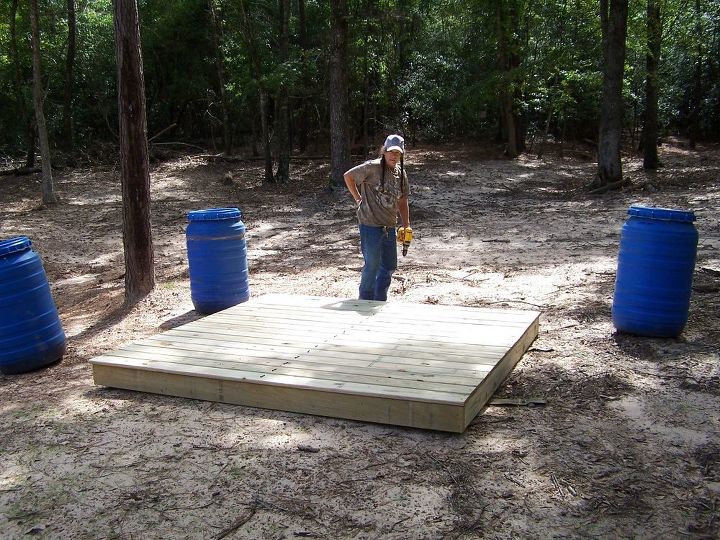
top-left (343, 172), bottom-right (362, 205)
top-left (398, 195), bottom-right (410, 228)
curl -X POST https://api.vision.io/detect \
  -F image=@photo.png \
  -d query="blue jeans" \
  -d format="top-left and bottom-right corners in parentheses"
top-left (359, 224), bottom-right (397, 301)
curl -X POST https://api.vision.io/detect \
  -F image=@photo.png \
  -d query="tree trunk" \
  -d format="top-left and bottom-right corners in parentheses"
top-left (329, 0), bottom-right (350, 189)
top-left (496, 0), bottom-right (518, 158)
top-left (275, 0), bottom-right (291, 183)
top-left (688, 0), bottom-right (702, 149)
top-left (510, 1), bottom-right (526, 154)
top-left (362, 30), bottom-right (371, 156)
top-left (239, 0), bottom-right (273, 182)
top-left (10, 0), bottom-right (36, 169)
top-left (259, 90), bottom-right (273, 182)
top-left (208, 0), bottom-right (231, 155)
top-left (62, 0), bottom-right (77, 150)
top-left (29, 0), bottom-right (56, 204)
top-left (113, 0), bottom-right (155, 304)
top-left (297, 0), bottom-right (308, 154)
top-left (643, 0), bottom-right (661, 169)
top-left (25, 123), bottom-right (38, 169)
top-left (597, 0), bottom-right (629, 187)
top-left (250, 112), bottom-right (259, 156)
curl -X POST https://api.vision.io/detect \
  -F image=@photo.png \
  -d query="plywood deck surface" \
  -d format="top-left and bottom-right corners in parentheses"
top-left (90, 294), bottom-right (540, 432)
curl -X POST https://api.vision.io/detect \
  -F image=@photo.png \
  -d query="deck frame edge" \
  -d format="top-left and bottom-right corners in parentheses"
top-left (462, 315), bottom-right (540, 429)
top-left (92, 364), bottom-right (466, 432)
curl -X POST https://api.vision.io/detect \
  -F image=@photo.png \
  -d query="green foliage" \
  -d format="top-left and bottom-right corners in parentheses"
top-left (139, 0), bottom-right (216, 139)
top-left (0, 0), bottom-right (718, 160)
top-left (0, 1), bottom-right (31, 153)
top-left (73, 1), bottom-right (116, 142)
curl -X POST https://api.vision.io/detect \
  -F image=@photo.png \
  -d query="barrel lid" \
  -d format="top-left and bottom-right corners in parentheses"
top-left (0, 236), bottom-right (32, 257)
top-left (628, 205), bottom-right (696, 223)
top-left (187, 208), bottom-right (241, 221)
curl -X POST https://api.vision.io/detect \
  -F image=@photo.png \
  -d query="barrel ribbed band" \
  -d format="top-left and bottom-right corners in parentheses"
top-left (0, 236), bottom-right (32, 257)
top-left (628, 205), bottom-right (696, 223)
top-left (187, 208), bottom-right (241, 221)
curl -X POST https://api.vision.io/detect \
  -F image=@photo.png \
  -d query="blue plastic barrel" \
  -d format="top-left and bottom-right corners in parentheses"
top-left (612, 205), bottom-right (698, 337)
top-left (0, 236), bottom-right (66, 374)
top-left (186, 208), bottom-right (250, 314)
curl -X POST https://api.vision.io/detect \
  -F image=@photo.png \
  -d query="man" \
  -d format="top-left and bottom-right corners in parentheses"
top-left (343, 134), bottom-right (411, 301)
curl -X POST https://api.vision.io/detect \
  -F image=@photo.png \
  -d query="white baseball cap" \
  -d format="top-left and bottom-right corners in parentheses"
top-left (383, 134), bottom-right (405, 154)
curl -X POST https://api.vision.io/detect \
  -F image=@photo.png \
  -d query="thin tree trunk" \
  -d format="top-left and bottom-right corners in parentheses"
top-left (113, 0), bottom-right (155, 304)
top-left (239, 0), bottom-right (273, 182)
top-left (208, 0), bottom-right (231, 155)
top-left (362, 28), bottom-right (370, 155)
top-left (297, 0), bottom-right (308, 154)
top-left (689, 57), bottom-right (702, 149)
top-left (10, 0), bottom-right (36, 168)
top-left (62, 0), bottom-right (76, 150)
top-left (275, 0), bottom-right (291, 183)
top-left (688, 0), bottom-right (702, 149)
top-left (259, 90), bottom-right (273, 182)
top-left (329, 0), bottom-right (350, 189)
top-left (643, 0), bottom-right (661, 169)
top-left (510, 1), bottom-right (525, 153)
top-left (496, 0), bottom-right (518, 158)
top-left (596, 0), bottom-right (629, 187)
top-left (29, 0), bottom-right (56, 204)
top-left (250, 112), bottom-right (259, 156)
top-left (25, 124), bottom-right (37, 169)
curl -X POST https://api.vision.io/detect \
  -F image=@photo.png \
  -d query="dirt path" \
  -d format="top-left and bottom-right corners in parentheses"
top-left (1, 142), bottom-right (719, 539)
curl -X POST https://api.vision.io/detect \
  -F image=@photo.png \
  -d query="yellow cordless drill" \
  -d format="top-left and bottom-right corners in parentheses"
top-left (397, 226), bottom-right (413, 256)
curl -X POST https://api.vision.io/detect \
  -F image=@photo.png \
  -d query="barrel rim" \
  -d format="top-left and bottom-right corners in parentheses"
top-left (0, 236), bottom-right (32, 257)
top-left (187, 208), bottom-right (241, 221)
top-left (627, 205), bottom-right (696, 223)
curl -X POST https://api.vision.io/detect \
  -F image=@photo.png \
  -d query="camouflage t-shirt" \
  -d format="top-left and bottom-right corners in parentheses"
top-left (346, 158), bottom-right (410, 227)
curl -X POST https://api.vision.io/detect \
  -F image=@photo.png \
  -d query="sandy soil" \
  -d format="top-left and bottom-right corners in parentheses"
top-left (1, 140), bottom-right (719, 539)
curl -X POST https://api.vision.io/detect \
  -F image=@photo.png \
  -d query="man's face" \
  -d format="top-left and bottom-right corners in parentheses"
top-left (384, 150), bottom-right (402, 168)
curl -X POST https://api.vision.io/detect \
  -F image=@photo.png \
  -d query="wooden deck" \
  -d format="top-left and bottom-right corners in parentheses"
top-left (90, 294), bottom-right (540, 432)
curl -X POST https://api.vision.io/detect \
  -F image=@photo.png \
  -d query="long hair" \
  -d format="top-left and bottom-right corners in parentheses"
top-left (379, 153), bottom-right (404, 192)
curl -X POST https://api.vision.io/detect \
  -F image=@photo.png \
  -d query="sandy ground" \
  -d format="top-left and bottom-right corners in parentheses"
top-left (1, 140), bottom-right (719, 539)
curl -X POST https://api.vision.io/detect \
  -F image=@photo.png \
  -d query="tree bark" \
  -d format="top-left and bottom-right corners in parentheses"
top-left (329, 0), bottom-right (351, 189)
top-left (275, 0), bottom-right (291, 183)
top-left (113, 0), bottom-right (155, 304)
top-left (688, 0), bottom-right (702, 149)
top-left (208, 0), bottom-right (231, 155)
top-left (238, 0), bottom-right (273, 182)
top-left (29, 0), bottom-right (56, 204)
top-left (362, 26), bottom-right (371, 155)
top-left (496, 0), bottom-right (518, 158)
top-left (510, 1), bottom-right (525, 153)
top-left (643, 0), bottom-right (660, 169)
top-left (10, 0), bottom-right (36, 169)
top-left (597, 0), bottom-right (629, 187)
top-left (297, 0), bottom-right (308, 154)
top-left (259, 90), bottom-right (273, 183)
top-left (24, 123), bottom-right (37, 169)
top-left (62, 0), bottom-right (77, 150)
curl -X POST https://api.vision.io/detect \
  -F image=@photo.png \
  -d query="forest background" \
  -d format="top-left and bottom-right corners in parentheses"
top-left (2, 2), bottom-right (720, 537)
top-left (1, 0), bottom-right (719, 182)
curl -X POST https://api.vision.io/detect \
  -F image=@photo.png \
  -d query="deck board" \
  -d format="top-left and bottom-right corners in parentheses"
top-left (90, 294), bottom-right (539, 432)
